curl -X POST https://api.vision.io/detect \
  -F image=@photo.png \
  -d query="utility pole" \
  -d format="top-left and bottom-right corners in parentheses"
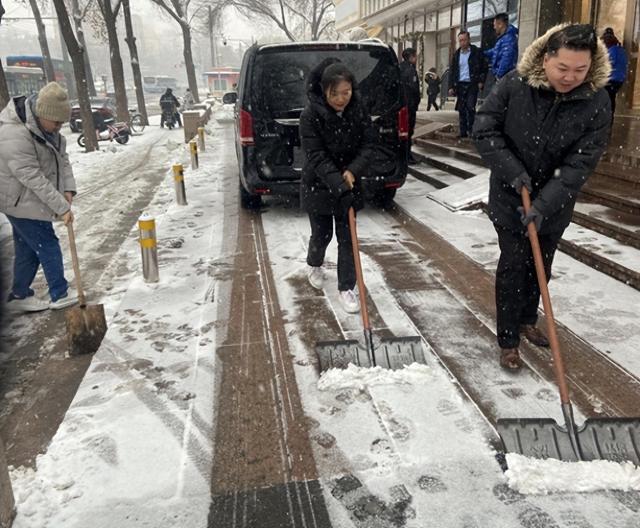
top-left (122, 0), bottom-right (148, 125)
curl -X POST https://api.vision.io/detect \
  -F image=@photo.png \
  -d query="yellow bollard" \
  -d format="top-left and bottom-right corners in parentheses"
top-left (197, 126), bottom-right (206, 152)
top-left (172, 163), bottom-right (187, 205)
top-left (189, 140), bottom-right (199, 170)
top-left (138, 213), bottom-right (159, 283)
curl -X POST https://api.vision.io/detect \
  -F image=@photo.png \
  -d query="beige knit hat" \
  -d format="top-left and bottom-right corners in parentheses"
top-left (35, 82), bottom-right (71, 123)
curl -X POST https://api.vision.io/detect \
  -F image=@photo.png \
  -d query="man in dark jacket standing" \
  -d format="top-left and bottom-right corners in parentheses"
top-left (449, 31), bottom-right (486, 139)
top-left (473, 24), bottom-right (611, 370)
top-left (484, 13), bottom-right (519, 81)
top-left (399, 48), bottom-right (421, 163)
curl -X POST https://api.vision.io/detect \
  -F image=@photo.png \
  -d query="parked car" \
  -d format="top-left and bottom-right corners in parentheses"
top-left (229, 40), bottom-right (409, 209)
top-left (69, 98), bottom-right (116, 133)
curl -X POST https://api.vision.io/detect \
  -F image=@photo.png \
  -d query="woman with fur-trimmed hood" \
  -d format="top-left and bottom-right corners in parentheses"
top-left (473, 24), bottom-right (611, 371)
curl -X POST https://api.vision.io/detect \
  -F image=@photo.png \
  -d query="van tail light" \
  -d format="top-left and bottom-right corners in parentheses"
top-left (397, 106), bottom-right (409, 140)
top-left (239, 109), bottom-right (254, 146)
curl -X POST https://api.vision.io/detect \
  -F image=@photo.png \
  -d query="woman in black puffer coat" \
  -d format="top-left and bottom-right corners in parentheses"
top-left (473, 24), bottom-right (611, 370)
top-left (299, 60), bottom-right (375, 314)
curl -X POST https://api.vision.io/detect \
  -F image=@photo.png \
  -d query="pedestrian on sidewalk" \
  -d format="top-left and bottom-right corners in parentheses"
top-left (484, 13), bottom-right (519, 82)
top-left (449, 30), bottom-right (487, 139)
top-left (299, 59), bottom-right (376, 314)
top-left (425, 68), bottom-right (441, 111)
top-left (473, 24), bottom-right (611, 370)
top-left (601, 27), bottom-right (627, 122)
top-left (0, 82), bottom-right (80, 313)
top-left (399, 48), bottom-right (421, 164)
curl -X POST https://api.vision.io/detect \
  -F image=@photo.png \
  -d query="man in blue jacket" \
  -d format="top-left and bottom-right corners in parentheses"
top-left (484, 13), bottom-right (519, 81)
top-left (602, 27), bottom-right (627, 121)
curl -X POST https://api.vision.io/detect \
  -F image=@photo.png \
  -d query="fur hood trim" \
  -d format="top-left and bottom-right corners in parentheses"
top-left (517, 24), bottom-right (611, 91)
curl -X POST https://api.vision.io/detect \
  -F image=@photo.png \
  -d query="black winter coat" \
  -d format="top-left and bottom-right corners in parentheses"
top-left (399, 61), bottom-right (421, 110)
top-left (449, 45), bottom-right (486, 89)
top-left (299, 73), bottom-right (376, 216)
top-left (473, 25), bottom-right (612, 234)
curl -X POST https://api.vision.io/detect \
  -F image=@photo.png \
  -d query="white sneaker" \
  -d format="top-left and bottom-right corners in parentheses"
top-left (307, 266), bottom-right (325, 290)
top-left (339, 289), bottom-right (360, 313)
top-left (6, 295), bottom-right (50, 313)
top-left (50, 289), bottom-right (79, 310)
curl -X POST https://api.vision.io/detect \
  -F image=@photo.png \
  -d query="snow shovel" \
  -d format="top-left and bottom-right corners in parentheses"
top-left (64, 222), bottom-right (107, 356)
top-left (316, 207), bottom-right (426, 372)
top-left (496, 188), bottom-right (640, 465)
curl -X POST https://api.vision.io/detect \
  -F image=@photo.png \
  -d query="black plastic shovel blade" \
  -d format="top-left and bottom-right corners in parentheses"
top-left (497, 418), bottom-right (580, 462)
top-left (316, 340), bottom-right (373, 372)
top-left (497, 417), bottom-right (640, 465)
top-left (578, 418), bottom-right (640, 465)
top-left (374, 336), bottom-right (426, 370)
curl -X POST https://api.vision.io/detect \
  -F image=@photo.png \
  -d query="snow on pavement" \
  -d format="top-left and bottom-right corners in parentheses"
top-left (505, 454), bottom-right (640, 495)
top-left (9, 123), bottom-right (226, 528)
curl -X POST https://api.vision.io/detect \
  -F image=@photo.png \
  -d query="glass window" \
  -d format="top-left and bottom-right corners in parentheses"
top-left (438, 8), bottom-right (451, 30)
top-left (437, 45), bottom-right (451, 72)
top-left (484, 0), bottom-right (508, 17)
top-left (452, 4), bottom-right (462, 26)
top-left (437, 30), bottom-right (450, 45)
top-left (467, 0), bottom-right (483, 23)
top-left (425, 11), bottom-right (437, 31)
top-left (468, 23), bottom-right (482, 39)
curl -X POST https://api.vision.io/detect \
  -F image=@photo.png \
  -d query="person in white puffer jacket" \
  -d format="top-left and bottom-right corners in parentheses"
top-left (0, 82), bottom-right (79, 312)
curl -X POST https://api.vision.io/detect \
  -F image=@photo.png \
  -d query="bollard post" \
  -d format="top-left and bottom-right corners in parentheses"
top-left (189, 140), bottom-right (199, 170)
top-left (197, 127), bottom-right (205, 152)
top-left (172, 163), bottom-right (187, 205)
top-left (138, 213), bottom-right (159, 283)
top-left (0, 437), bottom-right (15, 528)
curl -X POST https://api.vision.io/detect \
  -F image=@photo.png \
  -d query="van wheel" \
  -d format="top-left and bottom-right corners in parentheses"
top-left (372, 188), bottom-right (396, 209)
top-left (239, 182), bottom-right (262, 209)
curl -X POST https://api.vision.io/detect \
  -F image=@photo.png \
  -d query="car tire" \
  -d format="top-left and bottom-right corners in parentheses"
top-left (372, 188), bottom-right (396, 209)
top-left (239, 181), bottom-right (262, 209)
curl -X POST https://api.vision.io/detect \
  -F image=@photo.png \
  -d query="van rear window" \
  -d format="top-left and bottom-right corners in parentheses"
top-left (252, 48), bottom-right (400, 118)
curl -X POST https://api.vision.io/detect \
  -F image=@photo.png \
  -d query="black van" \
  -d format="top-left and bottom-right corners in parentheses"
top-left (226, 40), bottom-right (410, 209)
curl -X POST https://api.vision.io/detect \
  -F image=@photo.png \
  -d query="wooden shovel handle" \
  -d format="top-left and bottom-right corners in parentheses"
top-left (66, 222), bottom-right (86, 307)
top-left (348, 207), bottom-right (371, 331)
top-left (521, 188), bottom-right (570, 404)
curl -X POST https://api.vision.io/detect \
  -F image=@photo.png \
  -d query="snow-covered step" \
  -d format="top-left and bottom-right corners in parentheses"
top-left (413, 142), bottom-right (483, 179)
top-left (426, 172), bottom-right (490, 211)
top-left (573, 201), bottom-right (640, 250)
top-left (407, 163), bottom-right (464, 189)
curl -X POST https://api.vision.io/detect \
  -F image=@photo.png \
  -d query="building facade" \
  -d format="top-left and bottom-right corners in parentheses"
top-left (336, 0), bottom-right (640, 112)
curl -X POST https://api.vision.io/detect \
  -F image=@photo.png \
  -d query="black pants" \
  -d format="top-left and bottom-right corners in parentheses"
top-left (307, 212), bottom-right (356, 292)
top-left (427, 94), bottom-right (439, 111)
top-left (494, 225), bottom-right (562, 349)
top-left (407, 105), bottom-right (418, 158)
top-left (455, 82), bottom-right (478, 137)
top-left (605, 81), bottom-right (623, 122)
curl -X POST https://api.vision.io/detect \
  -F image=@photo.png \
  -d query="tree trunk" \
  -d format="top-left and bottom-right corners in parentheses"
top-left (180, 23), bottom-right (199, 103)
top-left (57, 20), bottom-right (77, 99)
top-left (0, 60), bottom-right (9, 109)
top-left (52, 0), bottom-right (99, 152)
top-left (28, 0), bottom-right (56, 82)
top-left (71, 0), bottom-right (96, 97)
top-left (101, 0), bottom-right (129, 123)
top-left (122, 0), bottom-right (147, 125)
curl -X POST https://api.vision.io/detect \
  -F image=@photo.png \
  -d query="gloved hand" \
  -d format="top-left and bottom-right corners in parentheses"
top-left (511, 172), bottom-right (532, 194)
top-left (517, 205), bottom-right (543, 232)
top-left (338, 191), bottom-right (354, 217)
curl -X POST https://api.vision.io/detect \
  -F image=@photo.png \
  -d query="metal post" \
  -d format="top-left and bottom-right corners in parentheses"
top-left (197, 127), bottom-right (205, 152)
top-left (190, 140), bottom-right (199, 169)
top-left (172, 163), bottom-right (187, 205)
top-left (138, 214), bottom-right (159, 283)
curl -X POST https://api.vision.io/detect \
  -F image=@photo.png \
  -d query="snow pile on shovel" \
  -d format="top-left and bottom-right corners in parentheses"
top-left (317, 363), bottom-right (432, 392)
top-left (505, 453), bottom-right (640, 495)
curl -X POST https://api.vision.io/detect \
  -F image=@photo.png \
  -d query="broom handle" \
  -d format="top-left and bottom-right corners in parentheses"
top-left (348, 207), bottom-right (371, 331)
top-left (66, 222), bottom-right (86, 307)
top-left (521, 188), bottom-right (570, 405)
